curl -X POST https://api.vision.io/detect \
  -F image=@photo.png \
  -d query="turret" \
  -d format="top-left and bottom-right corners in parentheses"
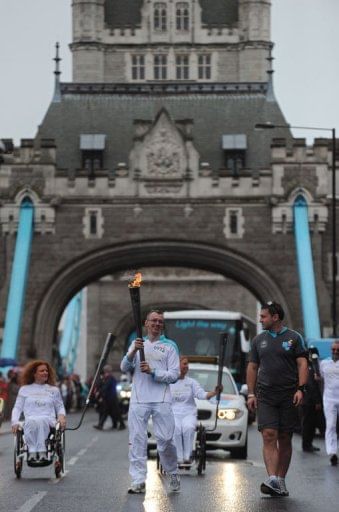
top-left (71, 0), bottom-right (106, 82)
top-left (239, 0), bottom-right (271, 41)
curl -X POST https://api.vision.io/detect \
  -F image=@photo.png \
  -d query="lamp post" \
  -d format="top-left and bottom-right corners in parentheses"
top-left (255, 122), bottom-right (337, 337)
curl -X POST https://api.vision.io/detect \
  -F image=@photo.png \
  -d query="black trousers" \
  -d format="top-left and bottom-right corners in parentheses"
top-left (99, 398), bottom-right (124, 428)
top-left (301, 403), bottom-right (317, 448)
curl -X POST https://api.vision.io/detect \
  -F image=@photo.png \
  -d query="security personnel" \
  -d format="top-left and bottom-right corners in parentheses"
top-left (247, 301), bottom-right (308, 497)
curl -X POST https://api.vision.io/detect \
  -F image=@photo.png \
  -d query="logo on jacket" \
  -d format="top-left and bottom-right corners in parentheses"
top-left (153, 344), bottom-right (165, 353)
top-left (282, 339), bottom-right (296, 351)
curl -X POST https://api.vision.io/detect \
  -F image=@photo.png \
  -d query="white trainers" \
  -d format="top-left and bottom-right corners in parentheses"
top-left (278, 477), bottom-right (289, 497)
top-left (38, 451), bottom-right (47, 461)
top-left (260, 477), bottom-right (282, 496)
top-left (169, 473), bottom-right (180, 492)
top-left (28, 452), bottom-right (37, 462)
top-left (127, 482), bottom-right (146, 494)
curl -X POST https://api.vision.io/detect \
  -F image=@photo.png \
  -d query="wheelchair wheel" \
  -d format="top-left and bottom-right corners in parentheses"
top-left (196, 425), bottom-right (206, 476)
top-left (14, 430), bottom-right (23, 479)
top-left (55, 430), bottom-right (65, 478)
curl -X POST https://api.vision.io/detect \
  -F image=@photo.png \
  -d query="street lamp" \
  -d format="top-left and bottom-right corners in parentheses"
top-left (255, 122), bottom-right (337, 337)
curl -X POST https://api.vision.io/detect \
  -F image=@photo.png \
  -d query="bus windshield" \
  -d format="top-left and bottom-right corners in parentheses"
top-left (164, 318), bottom-right (239, 360)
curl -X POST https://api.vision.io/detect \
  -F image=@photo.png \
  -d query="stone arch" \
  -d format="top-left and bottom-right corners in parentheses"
top-left (32, 240), bottom-right (291, 358)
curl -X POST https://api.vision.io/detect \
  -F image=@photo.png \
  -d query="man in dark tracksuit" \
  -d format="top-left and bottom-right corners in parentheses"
top-left (246, 302), bottom-right (308, 497)
top-left (94, 365), bottom-right (125, 430)
top-left (301, 348), bottom-right (322, 452)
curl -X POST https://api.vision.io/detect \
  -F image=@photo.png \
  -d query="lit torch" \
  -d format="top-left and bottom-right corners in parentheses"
top-left (128, 272), bottom-right (145, 362)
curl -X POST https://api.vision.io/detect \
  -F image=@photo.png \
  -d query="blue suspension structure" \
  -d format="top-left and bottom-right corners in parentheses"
top-left (59, 292), bottom-right (83, 374)
top-left (1, 198), bottom-right (34, 362)
top-left (293, 195), bottom-right (321, 339)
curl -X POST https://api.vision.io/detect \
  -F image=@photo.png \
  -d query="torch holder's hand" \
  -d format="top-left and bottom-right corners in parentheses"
top-left (140, 361), bottom-right (152, 374)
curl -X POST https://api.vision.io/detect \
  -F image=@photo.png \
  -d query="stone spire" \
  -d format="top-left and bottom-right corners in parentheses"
top-left (266, 43), bottom-right (276, 102)
top-left (52, 42), bottom-right (61, 103)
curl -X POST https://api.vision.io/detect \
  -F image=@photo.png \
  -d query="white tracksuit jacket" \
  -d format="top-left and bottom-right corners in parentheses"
top-left (320, 358), bottom-right (339, 455)
top-left (170, 376), bottom-right (208, 461)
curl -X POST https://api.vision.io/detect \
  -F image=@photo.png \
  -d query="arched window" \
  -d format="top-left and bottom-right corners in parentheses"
top-left (154, 3), bottom-right (167, 32)
top-left (176, 2), bottom-right (189, 31)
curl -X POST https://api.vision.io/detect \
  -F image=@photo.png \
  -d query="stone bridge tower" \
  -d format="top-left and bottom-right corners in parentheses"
top-left (0, 1), bottom-right (336, 372)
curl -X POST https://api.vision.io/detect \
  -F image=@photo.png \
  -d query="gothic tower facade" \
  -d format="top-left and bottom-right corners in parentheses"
top-left (71, 0), bottom-right (272, 83)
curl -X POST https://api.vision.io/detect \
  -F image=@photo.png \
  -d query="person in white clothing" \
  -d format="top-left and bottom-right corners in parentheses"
top-left (121, 309), bottom-right (180, 494)
top-left (171, 356), bottom-right (221, 466)
top-left (320, 340), bottom-right (339, 466)
top-left (11, 360), bottom-right (66, 462)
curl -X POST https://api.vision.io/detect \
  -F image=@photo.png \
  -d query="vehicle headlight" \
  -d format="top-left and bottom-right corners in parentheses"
top-left (120, 390), bottom-right (127, 398)
top-left (218, 408), bottom-right (244, 420)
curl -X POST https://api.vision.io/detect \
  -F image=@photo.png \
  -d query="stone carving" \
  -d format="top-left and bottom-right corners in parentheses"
top-left (145, 128), bottom-right (181, 178)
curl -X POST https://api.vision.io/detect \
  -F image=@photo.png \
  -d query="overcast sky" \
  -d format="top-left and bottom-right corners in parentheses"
top-left (0, 0), bottom-right (338, 144)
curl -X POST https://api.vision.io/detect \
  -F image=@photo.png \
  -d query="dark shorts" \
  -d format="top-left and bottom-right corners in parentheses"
top-left (257, 387), bottom-right (298, 432)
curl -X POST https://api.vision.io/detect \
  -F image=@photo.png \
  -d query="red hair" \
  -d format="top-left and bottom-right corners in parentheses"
top-left (20, 360), bottom-right (56, 386)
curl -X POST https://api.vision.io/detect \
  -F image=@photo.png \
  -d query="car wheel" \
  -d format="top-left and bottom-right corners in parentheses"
top-left (229, 436), bottom-right (248, 460)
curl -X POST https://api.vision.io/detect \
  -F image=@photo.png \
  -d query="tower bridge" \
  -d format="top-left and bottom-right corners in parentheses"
top-left (0, 1), bottom-right (337, 373)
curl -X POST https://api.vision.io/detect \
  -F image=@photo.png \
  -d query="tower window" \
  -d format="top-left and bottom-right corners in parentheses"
top-left (176, 55), bottom-right (190, 80)
top-left (132, 55), bottom-right (145, 80)
top-left (89, 210), bottom-right (98, 235)
top-left (154, 54), bottom-right (167, 80)
top-left (229, 210), bottom-right (238, 235)
top-left (222, 134), bottom-right (247, 176)
top-left (198, 54), bottom-right (211, 80)
top-left (82, 150), bottom-right (103, 176)
top-left (176, 3), bottom-right (189, 31)
top-left (154, 3), bottom-right (167, 31)
top-left (225, 152), bottom-right (245, 176)
top-left (80, 134), bottom-right (106, 177)
top-left (83, 207), bottom-right (104, 239)
top-left (223, 207), bottom-right (245, 239)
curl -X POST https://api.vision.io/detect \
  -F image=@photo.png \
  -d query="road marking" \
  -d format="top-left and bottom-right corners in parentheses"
top-left (16, 491), bottom-right (47, 512)
top-left (66, 435), bottom-right (98, 466)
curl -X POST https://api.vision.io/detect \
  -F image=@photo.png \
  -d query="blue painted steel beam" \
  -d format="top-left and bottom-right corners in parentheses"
top-left (59, 292), bottom-right (82, 373)
top-left (1, 198), bottom-right (34, 359)
top-left (293, 195), bottom-right (321, 339)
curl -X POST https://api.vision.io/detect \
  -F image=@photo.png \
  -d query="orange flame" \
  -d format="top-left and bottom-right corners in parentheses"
top-left (128, 272), bottom-right (142, 288)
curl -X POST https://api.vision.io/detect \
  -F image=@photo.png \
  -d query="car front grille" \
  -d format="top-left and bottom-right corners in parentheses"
top-left (197, 409), bottom-right (212, 420)
top-left (206, 433), bottom-right (222, 441)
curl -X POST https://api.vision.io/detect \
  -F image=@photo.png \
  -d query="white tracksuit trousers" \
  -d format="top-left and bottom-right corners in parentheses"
top-left (128, 402), bottom-right (177, 484)
top-left (173, 413), bottom-right (196, 462)
top-left (24, 417), bottom-right (53, 453)
top-left (323, 399), bottom-right (339, 455)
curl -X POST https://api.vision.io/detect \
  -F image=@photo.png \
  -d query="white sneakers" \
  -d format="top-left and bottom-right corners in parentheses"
top-left (127, 473), bottom-right (180, 495)
top-left (169, 473), bottom-right (180, 492)
top-left (127, 482), bottom-right (146, 494)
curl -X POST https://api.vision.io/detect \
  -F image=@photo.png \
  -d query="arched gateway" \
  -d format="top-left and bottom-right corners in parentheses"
top-left (34, 240), bottom-right (290, 359)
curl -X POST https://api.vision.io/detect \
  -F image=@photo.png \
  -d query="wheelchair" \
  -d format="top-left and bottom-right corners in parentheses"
top-left (14, 421), bottom-right (65, 479)
top-left (156, 422), bottom-right (207, 476)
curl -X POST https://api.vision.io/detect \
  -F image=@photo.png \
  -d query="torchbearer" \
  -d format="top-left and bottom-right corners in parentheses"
top-left (121, 306), bottom-right (180, 494)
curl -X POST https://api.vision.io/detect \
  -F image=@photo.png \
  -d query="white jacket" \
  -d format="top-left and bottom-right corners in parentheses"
top-left (120, 336), bottom-right (180, 404)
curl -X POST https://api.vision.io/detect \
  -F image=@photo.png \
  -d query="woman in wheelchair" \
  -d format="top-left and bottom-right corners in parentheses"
top-left (11, 360), bottom-right (66, 462)
top-left (170, 356), bottom-right (221, 467)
